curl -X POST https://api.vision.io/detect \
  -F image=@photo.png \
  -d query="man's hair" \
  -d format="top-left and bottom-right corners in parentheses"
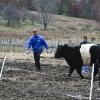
top-left (83, 36), bottom-right (87, 40)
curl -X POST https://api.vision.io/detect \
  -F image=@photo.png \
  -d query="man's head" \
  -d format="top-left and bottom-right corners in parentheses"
top-left (32, 29), bottom-right (38, 36)
top-left (83, 36), bottom-right (87, 42)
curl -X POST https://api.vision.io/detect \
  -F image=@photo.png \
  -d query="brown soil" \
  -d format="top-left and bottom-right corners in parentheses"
top-left (0, 56), bottom-right (100, 100)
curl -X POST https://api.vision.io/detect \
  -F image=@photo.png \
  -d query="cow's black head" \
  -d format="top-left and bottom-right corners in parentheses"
top-left (54, 44), bottom-right (68, 58)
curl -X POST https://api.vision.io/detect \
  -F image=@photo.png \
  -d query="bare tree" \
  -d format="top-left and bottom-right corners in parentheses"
top-left (13, 10), bottom-right (22, 24)
top-left (33, 0), bottom-right (57, 30)
top-left (20, 7), bottom-right (29, 22)
top-left (27, 12), bottom-right (35, 25)
top-left (2, 4), bottom-right (21, 26)
top-left (0, 2), bottom-right (5, 15)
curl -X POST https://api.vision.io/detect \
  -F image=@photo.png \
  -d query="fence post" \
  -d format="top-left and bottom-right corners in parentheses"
top-left (0, 56), bottom-right (6, 79)
top-left (58, 39), bottom-right (60, 45)
top-left (89, 64), bottom-right (94, 100)
top-left (11, 44), bottom-right (14, 52)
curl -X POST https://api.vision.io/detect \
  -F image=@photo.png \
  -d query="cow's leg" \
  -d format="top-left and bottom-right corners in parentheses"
top-left (76, 67), bottom-right (84, 79)
top-left (68, 67), bottom-right (74, 77)
top-left (94, 65), bottom-right (98, 77)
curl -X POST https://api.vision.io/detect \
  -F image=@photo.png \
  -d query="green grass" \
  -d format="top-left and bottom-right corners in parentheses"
top-left (0, 19), bottom-right (57, 32)
top-left (0, 14), bottom-right (100, 41)
top-left (0, 20), bottom-right (41, 32)
top-left (76, 26), bottom-right (95, 31)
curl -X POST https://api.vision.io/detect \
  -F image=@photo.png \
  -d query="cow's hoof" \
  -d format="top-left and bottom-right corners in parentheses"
top-left (81, 78), bottom-right (84, 80)
top-left (65, 77), bottom-right (71, 83)
top-left (93, 78), bottom-right (98, 81)
top-left (68, 75), bottom-right (71, 77)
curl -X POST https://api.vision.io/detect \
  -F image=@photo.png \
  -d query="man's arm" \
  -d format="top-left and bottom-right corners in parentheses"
top-left (42, 38), bottom-right (49, 50)
top-left (79, 42), bottom-right (83, 46)
top-left (26, 38), bottom-right (32, 51)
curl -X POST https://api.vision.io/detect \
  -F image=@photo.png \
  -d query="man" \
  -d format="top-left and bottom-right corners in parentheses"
top-left (79, 36), bottom-right (91, 73)
top-left (26, 29), bottom-right (49, 71)
top-left (79, 36), bottom-right (91, 46)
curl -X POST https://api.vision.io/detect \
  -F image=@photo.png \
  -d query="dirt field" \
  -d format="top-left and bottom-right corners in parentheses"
top-left (0, 52), bottom-right (100, 100)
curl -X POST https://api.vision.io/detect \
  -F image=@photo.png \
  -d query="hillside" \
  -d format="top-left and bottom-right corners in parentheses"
top-left (0, 14), bottom-right (100, 42)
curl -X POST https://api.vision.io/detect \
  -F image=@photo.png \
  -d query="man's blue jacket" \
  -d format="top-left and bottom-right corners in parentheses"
top-left (26, 35), bottom-right (49, 52)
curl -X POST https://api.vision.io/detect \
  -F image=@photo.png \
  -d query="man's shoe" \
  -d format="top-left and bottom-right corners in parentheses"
top-left (82, 71), bottom-right (86, 73)
top-left (35, 67), bottom-right (41, 71)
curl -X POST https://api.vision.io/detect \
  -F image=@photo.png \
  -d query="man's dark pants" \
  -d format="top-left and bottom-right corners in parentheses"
top-left (34, 50), bottom-right (42, 70)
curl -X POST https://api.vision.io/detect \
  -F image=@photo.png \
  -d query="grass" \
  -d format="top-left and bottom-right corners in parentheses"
top-left (0, 19), bottom-right (41, 31)
top-left (76, 26), bottom-right (95, 31)
top-left (0, 14), bottom-right (100, 42)
top-left (0, 19), bottom-right (57, 33)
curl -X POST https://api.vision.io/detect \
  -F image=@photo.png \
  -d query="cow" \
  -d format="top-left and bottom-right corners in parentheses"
top-left (54, 44), bottom-right (100, 79)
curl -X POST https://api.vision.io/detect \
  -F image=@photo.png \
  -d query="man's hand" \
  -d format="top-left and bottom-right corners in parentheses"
top-left (26, 50), bottom-right (30, 54)
top-left (46, 49), bottom-right (49, 53)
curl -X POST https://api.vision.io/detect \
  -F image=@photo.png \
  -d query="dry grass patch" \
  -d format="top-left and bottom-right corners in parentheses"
top-left (0, 13), bottom-right (100, 41)
top-left (0, 52), bottom-right (54, 61)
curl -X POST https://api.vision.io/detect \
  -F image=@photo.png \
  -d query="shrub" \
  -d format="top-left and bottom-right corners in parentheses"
top-left (79, 11), bottom-right (87, 18)
top-left (91, 37), bottom-right (95, 42)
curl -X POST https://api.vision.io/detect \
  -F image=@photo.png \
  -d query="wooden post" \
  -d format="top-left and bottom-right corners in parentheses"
top-left (11, 44), bottom-right (14, 52)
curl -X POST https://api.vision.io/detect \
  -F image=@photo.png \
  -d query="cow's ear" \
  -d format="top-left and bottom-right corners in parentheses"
top-left (63, 44), bottom-right (68, 49)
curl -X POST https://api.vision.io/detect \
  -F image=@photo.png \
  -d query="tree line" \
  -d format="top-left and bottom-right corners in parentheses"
top-left (0, 0), bottom-right (57, 30)
top-left (0, 0), bottom-right (100, 30)
top-left (57, 0), bottom-right (100, 20)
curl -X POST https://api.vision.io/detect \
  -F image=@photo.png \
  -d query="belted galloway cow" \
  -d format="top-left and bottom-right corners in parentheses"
top-left (54, 44), bottom-right (100, 79)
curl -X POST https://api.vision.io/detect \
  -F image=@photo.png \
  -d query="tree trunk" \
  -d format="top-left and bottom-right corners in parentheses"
top-left (7, 20), bottom-right (10, 26)
top-left (43, 21), bottom-right (47, 30)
